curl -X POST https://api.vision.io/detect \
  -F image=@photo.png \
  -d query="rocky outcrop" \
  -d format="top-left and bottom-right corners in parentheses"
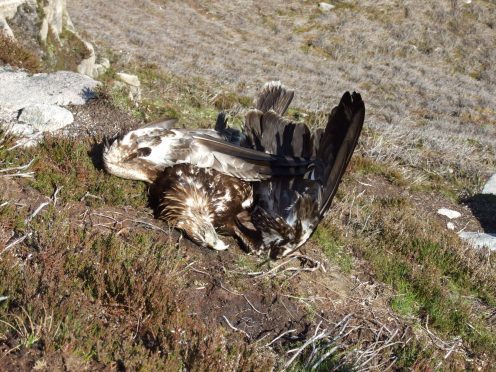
top-left (482, 174), bottom-right (496, 195)
top-left (0, 0), bottom-right (109, 78)
top-left (18, 103), bottom-right (74, 132)
top-left (0, 0), bottom-right (33, 19)
top-left (38, 0), bottom-right (75, 43)
top-left (0, 67), bottom-right (98, 112)
top-left (0, 66), bottom-right (98, 145)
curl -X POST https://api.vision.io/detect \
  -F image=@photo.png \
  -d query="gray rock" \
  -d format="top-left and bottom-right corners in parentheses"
top-left (18, 103), bottom-right (74, 132)
top-left (77, 42), bottom-right (110, 79)
top-left (459, 232), bottom-right (496, 251)
top-left (0, 0), bottom-right (35, 19)
top-left (116, 72), bottom-right (140, 87)
top-left (0, 15), bottom-right (15, 39)
top-left (39, 0), bottom-right (75, 43)
top-left (482, 174), bottom-right (496, 195)
top-left (319, 2), bottom-right (335, 11)
top-left (0, 68), bottom-right (98, 114)
top-left (116, 72), bottom-right (141, 102)
top-left (77, 39), bottom-right (97, 77)
top-left (437, 208), bottom-right (461, 219)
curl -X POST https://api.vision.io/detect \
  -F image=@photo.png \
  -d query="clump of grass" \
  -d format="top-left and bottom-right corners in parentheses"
top-left (312, 226), bottom-right (353, 273)
top-left (0, 34), bottom-right (41, 72)
top-left (7, 135), bottom-right (148, 208)
top-left (211, 92), bottom-right (252, 110)
top-left (330, 188), bottom-right (496, 359)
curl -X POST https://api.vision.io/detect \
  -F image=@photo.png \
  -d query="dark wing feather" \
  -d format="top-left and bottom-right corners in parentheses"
top-left (244, 110), bottom-right (314, 158)
top-left (242, 90), bottom-right (364, 257)
top-left (191, 134), bottom-right (311, 180)
top-left (215, 112), bottom-right (227, 131)
top-left (316, 92), bottom-right (365, 218)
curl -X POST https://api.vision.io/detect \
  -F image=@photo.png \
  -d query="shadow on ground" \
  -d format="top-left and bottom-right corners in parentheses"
top-left (463, 194), bottom-right (496, 232)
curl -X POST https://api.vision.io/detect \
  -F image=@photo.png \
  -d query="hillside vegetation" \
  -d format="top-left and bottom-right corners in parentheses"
top-left (0, 0), bottom-right (495, 370)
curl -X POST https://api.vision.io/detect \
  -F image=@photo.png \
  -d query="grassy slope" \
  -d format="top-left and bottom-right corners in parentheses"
top-left (1, 0), bottom-right (496, 369)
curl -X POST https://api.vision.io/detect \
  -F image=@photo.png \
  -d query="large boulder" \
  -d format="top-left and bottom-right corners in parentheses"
top-left (0, 67), bottom-right (98, 145)
top-left (0, 67), bottom-right (98, 114)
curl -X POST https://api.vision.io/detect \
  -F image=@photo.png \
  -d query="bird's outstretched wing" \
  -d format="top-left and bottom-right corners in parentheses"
top-left (316, 92), bottom-right (365, 217)
top-left (239, 90), bottom-right (365, 258)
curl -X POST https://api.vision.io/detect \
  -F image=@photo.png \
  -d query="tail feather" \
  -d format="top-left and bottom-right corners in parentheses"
top-left (255, 81), bottom-right (294, 115)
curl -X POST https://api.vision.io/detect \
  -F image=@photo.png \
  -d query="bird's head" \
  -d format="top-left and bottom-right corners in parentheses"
top-left (177, 218), bottom-right (229, 251)
top-left (102, 119), bottom-right (178, 183)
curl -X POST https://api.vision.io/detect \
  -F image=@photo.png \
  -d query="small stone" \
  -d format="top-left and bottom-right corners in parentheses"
top-left (437, 208), bottom-right (461, 219)
top-left (0, 295), bottom-right (8, 302)
top-left (447, 222), bottom-right (455, 230)
top-left (482, 174), bottom-right (496, 195)
top-left (116, 72), bottom-right (140, 87)
top-left (319, 2), bottom-right (335, 11)
top-left (77, 39), bottom-right (97, 78)
top-left (18, 104), bottom-right (74, 132)
top-left (459, 232), bottom-right (496, 251)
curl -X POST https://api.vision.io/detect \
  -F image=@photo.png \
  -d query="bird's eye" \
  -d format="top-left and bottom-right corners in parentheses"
top-left (137, 147), bottom-right (152, 157)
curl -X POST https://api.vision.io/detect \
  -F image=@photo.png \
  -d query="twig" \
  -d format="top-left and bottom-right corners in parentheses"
top-left (265, 329), bottom-right (297, 347)
top-left (24, 186), bottom-right (62, 223)
top-left (0, 159), bottom-right (35, 173)
top-left (131, 219), bottom-right (169, 234)
top-left (24, 201), bottom-right (50, 223)
top-left (1, 233), bottom-right (31, 256)
top-left (222, 316), bottom-right (251, 340)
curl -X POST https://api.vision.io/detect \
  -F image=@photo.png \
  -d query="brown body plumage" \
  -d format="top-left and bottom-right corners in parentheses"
top-left (151, 164), bottom-right (253, 250)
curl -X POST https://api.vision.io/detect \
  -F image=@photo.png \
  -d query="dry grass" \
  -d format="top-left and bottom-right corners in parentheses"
top-left (0, 34), bottom-right (40, 73)
top-left (1, 0), bottom-right (496, 368)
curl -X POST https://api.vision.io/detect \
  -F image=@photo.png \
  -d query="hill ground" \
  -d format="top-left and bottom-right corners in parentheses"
top-left (1, 0), bottom-right (495, 370)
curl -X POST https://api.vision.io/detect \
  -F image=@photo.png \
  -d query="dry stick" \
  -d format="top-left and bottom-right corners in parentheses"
top-left (222, 316), bottom-right (251, 340)
top-left (0, 159), bottom-right (35, 173)
top-left (131, 219), bottom-right (169, 234)
top-left (264, 329), bottom-right (297, 348)
top-left (293, 315), bottom-right (353, 369)
top-left (1, 233), bottom-right (31, 256)
top-left (24, 186), bottom-right (62, 223)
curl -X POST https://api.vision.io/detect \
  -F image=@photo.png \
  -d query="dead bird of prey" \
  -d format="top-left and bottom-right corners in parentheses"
top-left (104, 82), bottom-right (365, 257)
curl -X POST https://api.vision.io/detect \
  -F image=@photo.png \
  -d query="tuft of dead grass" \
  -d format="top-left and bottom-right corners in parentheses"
top-left (0, 34), bottom-right (41, 72)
